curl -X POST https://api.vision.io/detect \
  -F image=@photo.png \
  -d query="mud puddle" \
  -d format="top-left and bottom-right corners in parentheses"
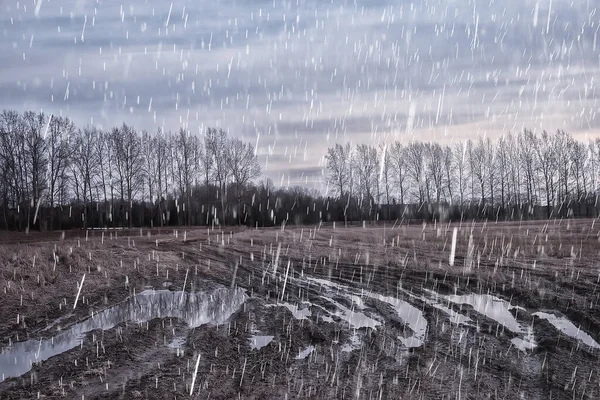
top-left (302, 276), bottom-right (542, 352)
top-left (276, 274), bottom-right (600, 356)
top-left (295, 345), bottom-right (315, 359)
top-left (439, 292), bottom-right (537, 351)
top-left (363, 291), bottom-right (427, 348)
top-left (320, 295), bottom-right (381, 329)
top-left (276, 302), bottom-right (311, 320)
top-left (306, 276), bottom-right (425, 348)
top-left (0, 286), bottom-right (246, 382)
top-left (533, 311), bottom-right (600, 349)
top-left (444, 293), bottom-right (523, 332)
top-left (421, 297), bottom-right (472, 325)
top-left (249, 335), bottom-right (275, 350)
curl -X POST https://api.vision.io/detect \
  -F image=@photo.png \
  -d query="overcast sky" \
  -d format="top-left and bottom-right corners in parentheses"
top-left (1, 0), bottom-right (599, 190)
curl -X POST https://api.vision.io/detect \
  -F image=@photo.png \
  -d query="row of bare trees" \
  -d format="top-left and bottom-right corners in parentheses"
top-left (0, 110), bottom-right (261, 230)
top-left (2, 108), bottom-right (597, 230)
top-left (326, 130), bottom-right (600, 222)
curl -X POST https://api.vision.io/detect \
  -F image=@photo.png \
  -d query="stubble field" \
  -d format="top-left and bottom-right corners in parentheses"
top-left (1, 219), bottom-right (600, 399)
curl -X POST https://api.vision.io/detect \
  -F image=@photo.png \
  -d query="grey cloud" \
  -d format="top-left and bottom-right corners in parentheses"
top-left (2, 0), bottom-right (600, 190)
top-left (281, 166), bottom-right (325, 181)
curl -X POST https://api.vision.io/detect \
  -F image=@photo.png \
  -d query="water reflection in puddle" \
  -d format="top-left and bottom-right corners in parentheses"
top-left (341, 333), bottom-right (363, 353)
top-left (321, 296), bottom-right (380, 329)
top-left (266, 303), bottom-right (311, 320)
top-left (306, 276), bottom-right (427, 348)
top-left (445, 293), bottom-right (522, 333)
top-left (167, 336), bottom-right (187, 349)
top-left (0, 287), bottom-right (247, 382)
top-left (287, 274), bottom-right (600, 355)
top-left (306, 276), bottom-right (424, 347)
top-left (167, 336), bottom-right (187, 358)
top-left (306, 277), bottom-right (343, 290)
top-left (364, 292), bottom-right (427, 348)
top-left (249, 335), bottom-right (274, 350)
top-left (297, 276), bottom-right (550, 353)
top-left (511, 326), bottom-right (537, 351)
top-left (441, 292), bottom-right (536, 351)
top-left (295, 345), bottom-right (315, 360)
top-left (533, 311), bottom-right (600, 349)
top-left (424, 299), bottom-right (472, 325)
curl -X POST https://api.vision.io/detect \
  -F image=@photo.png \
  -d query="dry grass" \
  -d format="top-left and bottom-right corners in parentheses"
top-left (2, 219), bottom-right (600, 399)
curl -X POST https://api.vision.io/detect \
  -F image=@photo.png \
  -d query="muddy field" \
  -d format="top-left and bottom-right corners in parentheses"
top-left (1, 219), bottom-right (600, 399)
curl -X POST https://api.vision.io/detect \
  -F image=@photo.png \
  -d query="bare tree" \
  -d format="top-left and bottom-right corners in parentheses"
top-left (109, 128), bottom-right (126, 223)
top-left (199, 132), bottom-right (213, 190)
top-left (453, 141), bottom-right (469, 218)
top-left (227, 137), bottom-right (261, 224)
top-left (45, 117), bottom-right (73, 229)
top-left (519, 130), bottom-right (537, 207)
top-left (379, 143), bottom-right (392, 220)
top-left (555, 130), bottom-right (574, 209)
top-left (483, 137), bottom-right (496, 214)
top-left (496, 135), bottom-right (510, 216)
top-left (325, 143), bottom-right (352, 199)
top-left (0, 111), bottom-right (26, 228)
top-left (141, 130), bottom-right (158, 226)
top-left (468, 138), bottom-right (486, 211)
top-left (154, 129), bottom-right (171, 226)
top-left (354, 144), bottom-right (379, 222)
top-left (94, 129), bottom-right (113, 226)
top-left (389, 142), bottom-right (408, 206)
top-left (110, 124), bottom-right (144, 227)
top-left (405, 142), bottom-right (425, 203)
top-left (23, 111), bottom-right (48, 229)
top-left (590, 139), bottom-right (600, 200)
top-left (174, 128), bottom-right (200, 226)
top-left (594, 139), bottom-right (600, 211)
top-left (325, 143), bottom-right (353, 224)
top-left (442, 145), bottom-right (455, 204)
top-left (205, 127), bottom-right (230, 224)
top-left (570, 140), bottom-right (589, 215)
top-left (503, 132), bottom-right (520, 208)
top-left (70, 126), bottom-right (98, 229)
top-left (425, 142), bottom-right (444, 203)
top-left (533, 130), bottom-right (558, 218)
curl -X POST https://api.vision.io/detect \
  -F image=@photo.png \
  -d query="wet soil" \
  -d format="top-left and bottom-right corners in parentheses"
top-left (1, 220), bottom-right (600, 399)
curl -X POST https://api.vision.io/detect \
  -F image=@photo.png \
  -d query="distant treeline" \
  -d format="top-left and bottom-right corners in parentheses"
top-left (324, 129), bottom-right (600, 223)
top-left (0, 109), bottom-right (268, 230)
top-left (1, 109), bottom-right (599, 231)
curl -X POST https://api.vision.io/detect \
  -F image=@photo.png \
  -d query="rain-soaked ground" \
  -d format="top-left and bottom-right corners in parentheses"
top-left (1, 221), bottom-right (600, 399)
